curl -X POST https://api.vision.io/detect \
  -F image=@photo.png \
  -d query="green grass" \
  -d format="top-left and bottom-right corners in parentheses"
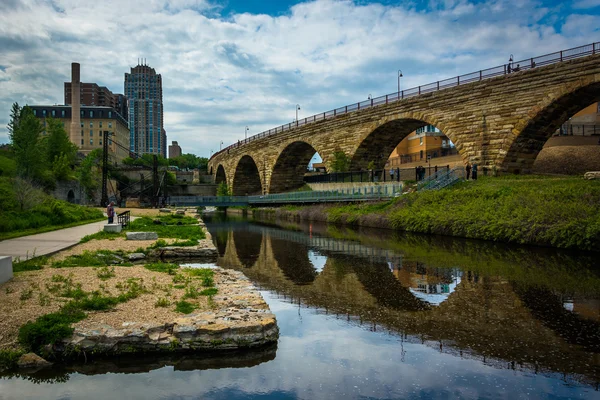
top-left (185, 268), bottom-right (214, 287)
top-left (12, 256), bottom-right (49, 273)
top-left (80, 231), bottom-right (123, 243)
top-left (153, 214), bottom-right (199, 225)
top-left (18, 307), bottom-right (87, 353)
top-left (200, 287), bottom-right (218, 296)
top-left (144, 262), bottom-right (179, 274)
top-left (147, 238), bottom-right (199, 249)
top-left (175, 300), bottom-right (196, 314)
top-left (51, 250), bottom-right (127, 268)
top-left (155, 298), bottom-right (170, 308)
top-left (96, 266), bottom-right (116, 280)
top-left (127, 217), bottom-right (205, 240)
top-left (286, 176), bottom-right (600, 251)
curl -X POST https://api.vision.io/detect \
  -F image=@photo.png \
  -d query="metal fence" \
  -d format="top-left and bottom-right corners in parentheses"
top-left (305, 165), bottom-right (452, 184)
top-left (558, 123), bottom-right (600, 136)
top-left (211, 42), bottom-right (600, 159)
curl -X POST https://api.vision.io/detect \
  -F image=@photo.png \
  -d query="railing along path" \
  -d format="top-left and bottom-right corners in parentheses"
top-left (211, 42), bottom-right (600, 160)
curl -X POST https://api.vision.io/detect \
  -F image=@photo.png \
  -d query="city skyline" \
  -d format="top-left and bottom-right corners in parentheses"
top-left (0, 0), bottom-right (598, 158)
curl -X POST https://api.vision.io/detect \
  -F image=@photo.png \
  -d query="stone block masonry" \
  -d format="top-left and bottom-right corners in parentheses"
top-left (126, 232), bottom-right (159, 240)
top-left (0, 256), bottom-right (12, 284)
top-left (209, 53), bottom-right (600, 194)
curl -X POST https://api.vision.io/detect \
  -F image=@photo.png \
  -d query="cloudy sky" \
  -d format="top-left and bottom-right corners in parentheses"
top-left (0, 0), bottom-right (599, 158)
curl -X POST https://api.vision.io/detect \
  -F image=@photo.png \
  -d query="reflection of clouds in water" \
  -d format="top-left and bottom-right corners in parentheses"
top-left (1, 292), bottom-right (596, 399)
top-left (410, 276), bottom-right (461, 306)
top-left (308, 250), bottom-right (327, 273)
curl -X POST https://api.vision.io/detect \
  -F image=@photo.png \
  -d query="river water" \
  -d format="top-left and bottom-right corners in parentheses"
top-left (1, 214), bottom-right (599, 399)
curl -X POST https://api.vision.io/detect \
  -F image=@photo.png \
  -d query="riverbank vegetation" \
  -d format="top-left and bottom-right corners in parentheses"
top-left (255, 176), bottom-right (600, 251)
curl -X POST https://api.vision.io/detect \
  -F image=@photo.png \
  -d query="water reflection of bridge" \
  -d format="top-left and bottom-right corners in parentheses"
top-left (207, 220), bottom-right (600, 388)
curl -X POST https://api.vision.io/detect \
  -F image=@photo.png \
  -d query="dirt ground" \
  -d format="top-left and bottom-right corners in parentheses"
top-left (533, 146), bottom-right (600, 175)
top-left (0, 208), bottom-right (215, 351)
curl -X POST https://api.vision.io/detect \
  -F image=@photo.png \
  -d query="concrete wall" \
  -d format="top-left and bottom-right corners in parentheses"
top-left (52, 180), bottom-right (83, 204)
top-left (0, 256), bottom-right (13, 284)
top-left (209, 53), bottom-right (600, 194)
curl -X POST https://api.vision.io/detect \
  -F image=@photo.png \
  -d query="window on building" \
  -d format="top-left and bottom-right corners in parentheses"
top-left (99, 140), bottom-right (102, 145)
top-left (81, 110), bottom-right (84, 117)
top-left (42, 109), bottom-right (46, 116)
top-left (81, 130), bottom-right (84, 136)
top-left (61, 110), bottom-right (65, 117)
top-left (420, 150), bottom-right (423, 159)
top-left (90, 122), bottom-right (93, 128)
top-left (90, 139), bottom-right (93, 145)
top-left (90, 130), bottom-right (93, 136)
top-left (90, 111), bottom-right (94, 118)
top-left (108, 122), bottom-right (112, 128)
top-left (51, 110), bottom-right (56, 117)
top-left (81, 139), bottom-right (84, 145)
top-left (81, 122), bottom-right (84, 128)
top-left (420, 137), bottom-right (423, 145)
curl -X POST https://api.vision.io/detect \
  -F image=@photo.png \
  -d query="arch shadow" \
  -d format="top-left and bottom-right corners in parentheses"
top-left (215, 165), bottom-right (227, 185)
top-left (270, 141), bottom-right (317, 194)
top-left (350, 118), bottom-right (441, 171)
top-left (501, 82), bottom-right (600, 173)
top-left (233, 155), bottom-right (262, 196)
top-left (271, 236), bottom-right (318, 285)
top-left (233, 229), bottom-right (263, 268)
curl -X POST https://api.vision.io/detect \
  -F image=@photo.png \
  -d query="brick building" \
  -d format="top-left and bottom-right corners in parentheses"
top-left (64, 82), bottom-right (128, 119)
top-left (168, 141), bottom-right (182, 158)
top-left (386, 125), bottom-right (456, 167)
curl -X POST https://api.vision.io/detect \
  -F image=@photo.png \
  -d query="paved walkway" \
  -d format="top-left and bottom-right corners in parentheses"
top-left (0, 221), bottom-right (108, 261)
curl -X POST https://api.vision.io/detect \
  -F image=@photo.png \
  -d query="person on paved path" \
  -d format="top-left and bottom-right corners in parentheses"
top-left (472, 163), bottom-right (478, 180)
top-left (465, 163), bottom-right (472, 180)
top-left (107, 201), bottom-right (115, 224)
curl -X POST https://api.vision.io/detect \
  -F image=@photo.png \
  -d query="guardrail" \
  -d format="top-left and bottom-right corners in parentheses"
top-left (168, 185), bottom-right (403, 207)
top-left (210, 42), bottom-right (600, 160)
top-left (117, 210), bottom-right (130, 227)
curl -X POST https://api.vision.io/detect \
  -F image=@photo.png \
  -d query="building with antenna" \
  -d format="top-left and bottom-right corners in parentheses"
top-left (124, 60), bottom-right (166, 157)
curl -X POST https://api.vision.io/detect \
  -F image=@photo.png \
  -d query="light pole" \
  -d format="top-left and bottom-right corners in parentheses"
top-left (397, 70), bottom-right (403, 95)
top-left (295, 104), bottom-right (301, 123)
top-left (245, 126), bottom-right (249, 139)
top-left (509, 54), bottom-right (513, 72)
top-left (220, 141), bottom-right (223, 150)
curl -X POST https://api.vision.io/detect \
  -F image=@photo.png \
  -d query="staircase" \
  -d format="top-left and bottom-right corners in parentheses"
top-left (417, 167), bottom-right (464, 191)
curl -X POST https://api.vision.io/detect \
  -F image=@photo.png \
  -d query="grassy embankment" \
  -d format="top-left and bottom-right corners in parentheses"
top-left (0, 177), bottom-right (104, 241)
top-left (256, 175), bottom-right (600, 251)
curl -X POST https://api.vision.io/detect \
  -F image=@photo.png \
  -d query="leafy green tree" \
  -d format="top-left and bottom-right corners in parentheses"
top-left (7, 103), bottom-right (21, 136)
top-left (45, 117), bottom-right (78, 171)
top-left (216, 182), bottom-right (231, 196)
top-left (169, 153), bottom-right (208, 171)
top-left (77, 149), bottom-right (102, 203)
top-left (9, 106), bottom-right (45, 181)
top-left (330, 150), bottom-right (350, 172)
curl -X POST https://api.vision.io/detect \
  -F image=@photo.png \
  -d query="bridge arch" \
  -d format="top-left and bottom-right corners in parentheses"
top-left (270, 141), bottom-right (321, 194)
top-left (349, 115), bottom-right (456, 171)
top-left (232, 155), bottom-right (263, 195)
top-left (500, 80), bottom-right (600, 173)
top-left (215, 164), bottom-right (227, 185)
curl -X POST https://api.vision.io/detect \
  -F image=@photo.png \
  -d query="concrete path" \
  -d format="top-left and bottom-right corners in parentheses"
top-left (0, 221), bottom-right (108, 261)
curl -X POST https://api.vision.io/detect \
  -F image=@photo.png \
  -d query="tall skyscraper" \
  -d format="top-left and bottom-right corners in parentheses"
top-left (124, 62), bottom-right (165, 157)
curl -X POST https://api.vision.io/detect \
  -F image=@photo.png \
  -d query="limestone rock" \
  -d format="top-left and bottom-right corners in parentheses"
top-left (176, 210), bottom-right (186, 215)
top-left (128, 253), bottom-right (146, 261)
top-left (584, 171), bottom-right (600, 180)
top-left (104, 223), bottom-right (122, 233)
top-left (126, 232), bottom-right (159, 240)
top-left (17, 353), bottom-right (52, 369)
top-left (159, 208), bottom-right (171, 213)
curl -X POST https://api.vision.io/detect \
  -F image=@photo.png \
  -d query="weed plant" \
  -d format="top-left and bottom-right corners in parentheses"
top-left (96, 266), bottom-right (116, 280)
top-left (185, 268), bottom-right (215, 287)
top-left (144, 262), bottom-right (179, 274)
top-left (12, 256), bottom-right (48, 273)
top-left (51, 250), bottom-right (127, 268)
top-left (200, 288), bottom-right (218, 296)
top-left (80, 231), bottom-right (123, 243)
top-left (155, 298), bottom-right (170, 308)
top-left (175, 300), bottom-right (196, 314)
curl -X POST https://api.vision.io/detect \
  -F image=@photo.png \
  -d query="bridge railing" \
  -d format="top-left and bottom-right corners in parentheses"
top-left (211, 42), bottom-right (600, 160)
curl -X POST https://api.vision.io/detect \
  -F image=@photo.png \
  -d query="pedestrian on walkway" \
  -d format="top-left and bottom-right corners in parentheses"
top-left (472, 163), bottom-right (478, 180)
top-left (466, 163), bottom-right (472, 180)
top-left (107, 201), bottom-right (115, 224)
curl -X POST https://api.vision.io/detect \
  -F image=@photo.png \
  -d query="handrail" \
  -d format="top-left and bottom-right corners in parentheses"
top-left (117, 210), bottom-right (131, 227)
top-left (210, 42), bottom-right (599, 161)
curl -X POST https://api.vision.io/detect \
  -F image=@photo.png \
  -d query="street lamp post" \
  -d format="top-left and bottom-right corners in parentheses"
top-left (295, 104), bottom-right (301, 125)
top-left (220, 141), bottom-right (223, 150)
top-left (397, 70), bottom-right (403, 97)
top-left (245, 126), bottom-right (249, 140)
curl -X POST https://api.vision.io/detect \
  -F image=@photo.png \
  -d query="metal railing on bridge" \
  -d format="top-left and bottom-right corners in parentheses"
top-left (305, 165), bottom-right (452, 184)
top-left (211, 42), bottom-right (600, 159)
top-left (168, 184), bottom-right (403, 207)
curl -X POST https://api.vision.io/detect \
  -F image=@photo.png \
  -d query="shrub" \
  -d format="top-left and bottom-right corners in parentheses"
top-left (200, 288), bottom-right (218, 296)
top-left (12, 256), bottom-right (48, 273)
top-left (155, 298), bottom-right (170, 308)
top-left (175, 300), bottom-right (196, 314)
top-left (18, 308), bottom-right (86, 353)
top-left (0, 349), bottom-right (25, 371)
top-left (144, 262), bottom-right (179, 274)
top-left (96, 266), bottom-right (116, 280)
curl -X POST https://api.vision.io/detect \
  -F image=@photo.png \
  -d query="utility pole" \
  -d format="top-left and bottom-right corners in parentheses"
top-left (101, 130), bottom-right (109, 206)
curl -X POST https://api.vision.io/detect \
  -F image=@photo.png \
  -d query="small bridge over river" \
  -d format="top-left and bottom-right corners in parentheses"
top-left (208, 43), bottom-right (600, 195)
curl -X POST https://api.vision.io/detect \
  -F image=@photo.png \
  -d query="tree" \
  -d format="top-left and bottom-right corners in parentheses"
top-left (330, 150), bottom-right (350, 172)
top-left (169, 153), bottom-right (208, 171)
top-left (44, 117), bottom-right (78, 170)
top-left (9, 106), bottom-right (45, 181)
top-left (7, 102), bottom-right (21, 136)
top-left (13, 177), bottom-right (44, 211)
top-left (77, 149), bottom-right (102, 203)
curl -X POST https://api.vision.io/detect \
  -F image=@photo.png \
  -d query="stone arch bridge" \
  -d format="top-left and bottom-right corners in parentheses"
top-left (208, 43), bottom-right (600, 194)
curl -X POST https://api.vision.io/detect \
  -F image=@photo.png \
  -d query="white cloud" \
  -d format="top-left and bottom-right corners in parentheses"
top-left (572, 0), bottom-right (600, 9)
top-left (0, 0), bottom-right (596, 157)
